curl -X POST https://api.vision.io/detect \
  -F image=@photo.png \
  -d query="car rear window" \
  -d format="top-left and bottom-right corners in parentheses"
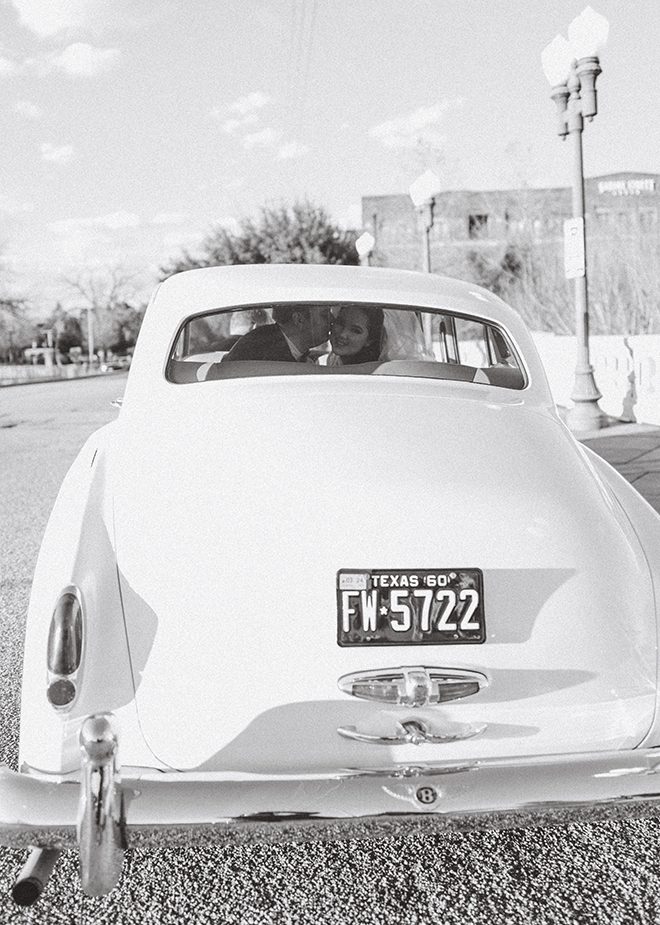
top-left (166, 302), bottom-right (526, 390)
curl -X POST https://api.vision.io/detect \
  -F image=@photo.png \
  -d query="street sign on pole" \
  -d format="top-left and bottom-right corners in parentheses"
top-left (564, 217), bottom-right (585, 279)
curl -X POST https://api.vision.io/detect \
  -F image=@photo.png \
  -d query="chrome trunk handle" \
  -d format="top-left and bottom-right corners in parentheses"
top-left (337, 719), bottom-right (486, 746)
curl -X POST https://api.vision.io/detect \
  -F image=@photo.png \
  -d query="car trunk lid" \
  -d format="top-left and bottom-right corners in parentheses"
top-left (111, 380), bottom-right (657, 770)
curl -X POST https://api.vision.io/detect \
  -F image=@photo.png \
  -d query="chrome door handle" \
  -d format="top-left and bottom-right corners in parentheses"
top-left (337, 719), bottom-right (486, 746)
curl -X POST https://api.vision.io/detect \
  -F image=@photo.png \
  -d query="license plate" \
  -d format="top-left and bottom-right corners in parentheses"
top-left (337, 569), bottom-right (485, 646)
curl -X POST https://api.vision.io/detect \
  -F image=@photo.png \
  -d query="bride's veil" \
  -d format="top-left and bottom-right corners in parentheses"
top-left (380, 309), bottom-right (434, 361)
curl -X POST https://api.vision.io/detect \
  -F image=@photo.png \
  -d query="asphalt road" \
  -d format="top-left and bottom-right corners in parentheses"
top-left (2, 376), bottom-right (660, 924)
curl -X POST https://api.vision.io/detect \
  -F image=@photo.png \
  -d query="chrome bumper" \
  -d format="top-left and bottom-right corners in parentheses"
top-left (4, 714), bottom-right (660, 898)
top-left (6, 752), bottom-right (660, 847)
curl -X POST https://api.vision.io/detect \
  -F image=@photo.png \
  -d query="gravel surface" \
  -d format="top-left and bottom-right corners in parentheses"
top-left (2, 376), bottom-right (660, 924)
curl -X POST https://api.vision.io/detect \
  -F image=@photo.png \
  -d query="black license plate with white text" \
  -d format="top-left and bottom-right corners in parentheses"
top-left (337, 569), bottom-right (485, 646)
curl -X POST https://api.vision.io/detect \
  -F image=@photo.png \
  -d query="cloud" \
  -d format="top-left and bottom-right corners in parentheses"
top-left (151, 212), bottom-right (190, 226)
top-left (0, 56), bottom-right (18, 75)
top-left (276, 141), bottom-right (308, 160)
top-left (11, 0), bottom-right (174, 38)
top-left (41, 142), bottom-right (74, 164)
top-left (210, 91), bottom-right (271, 135)
top-left (216, 116), bottom-right (238, 132)
top-left (93, 211), bottom-right (140, 229)
top-left (49, 212), bottom-right (141, 244)
top-left (10, 0), bottom-right (105, 37)
top-left (219, 113), bottom-right (257, 135)
top-left (212, 95), bottom-right (303, 160)
top-left (12, 100), bottom-right (42, 118)
top-left (18, 44), bottom-right (121, 78)
top-left (242, 128), bottom-right (281, 150)
top-left (369, 101), bottom-right (463, 150)
top-left (49, 217), bottom-right (89, 234)
top-left (209, 216), bottom-right (240, 235)
top-left (229, 91), bottom-right (270, 116)
top-left (49, 43), bottom-right (121, 76)
top-left (0, 193), bottom-right (34, 215)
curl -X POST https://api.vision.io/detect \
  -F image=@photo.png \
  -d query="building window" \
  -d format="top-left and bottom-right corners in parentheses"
top-left (432, 219), bottom-right (449, 239)
top-left (469, 214), bottom-right (489, 239)
top-left (505, 212), bottom-right (524, 235)
top-left (617, 212), bottom-right (630, 231)
top-left (640, 209), bottom-right (657, 233)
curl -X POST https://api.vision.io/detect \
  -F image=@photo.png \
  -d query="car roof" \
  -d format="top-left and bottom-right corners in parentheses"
top-left (124, 264), bottom-right (555, 412)
top-left (152, 264), bottom-right (520, 329)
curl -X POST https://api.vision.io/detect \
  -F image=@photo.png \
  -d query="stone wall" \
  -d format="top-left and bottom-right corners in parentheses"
top-left (0, 364), bottom-right (102, 386)
top-left (533, 333), bottom-right (660, 425)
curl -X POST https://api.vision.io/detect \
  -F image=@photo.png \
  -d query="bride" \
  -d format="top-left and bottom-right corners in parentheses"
top-left (324, 305), bottom-right (384, 365)
top-left (323, 305), bottom-right (432, 365)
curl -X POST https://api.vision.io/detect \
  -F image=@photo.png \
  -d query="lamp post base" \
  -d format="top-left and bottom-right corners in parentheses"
top-left (565, 400), bottom-right (607, 434)
top-left (565, 365), bottom-right (606, 434)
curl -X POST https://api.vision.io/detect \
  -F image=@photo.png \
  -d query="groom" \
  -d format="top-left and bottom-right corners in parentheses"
top-left (223, 304), bottom-right (332, 362)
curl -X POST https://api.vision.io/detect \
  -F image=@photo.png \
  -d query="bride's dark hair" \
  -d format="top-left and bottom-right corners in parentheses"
top-left (341, 306), bottom-right (385, 365)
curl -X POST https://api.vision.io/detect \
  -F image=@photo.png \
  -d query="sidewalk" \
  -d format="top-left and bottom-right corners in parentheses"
top-left (579, 421), bottom-right (660, 514)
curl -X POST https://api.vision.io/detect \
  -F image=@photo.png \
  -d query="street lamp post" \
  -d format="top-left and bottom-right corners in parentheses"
top-left (355, 231), bottom-right (375, 267)
top-left (542, 6), bottom-right (609, 433)
top-left (83, 307), bottom-right (95, 366)
top-left (409, 170), bottom-right (442, 274)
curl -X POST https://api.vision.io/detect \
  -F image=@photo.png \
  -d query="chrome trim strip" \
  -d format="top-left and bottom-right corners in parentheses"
top-left (3, 748), bottom-right (660, 853)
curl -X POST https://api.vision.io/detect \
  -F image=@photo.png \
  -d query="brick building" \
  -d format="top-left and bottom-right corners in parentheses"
top-left (361, 171), bottom-right (660, 273)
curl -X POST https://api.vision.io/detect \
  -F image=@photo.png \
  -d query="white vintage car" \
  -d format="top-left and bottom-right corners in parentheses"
top-left (4, 263), bottom-right (660, 904)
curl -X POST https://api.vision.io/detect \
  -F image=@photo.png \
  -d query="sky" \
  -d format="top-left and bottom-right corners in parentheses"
top-left (0, 0), bottom-right (658, 315)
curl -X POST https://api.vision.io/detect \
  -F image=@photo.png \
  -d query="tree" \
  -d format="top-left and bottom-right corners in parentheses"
top-left (0, 244), bottom-right (31, 361)
top-left (44, 304), bottom-right (84, 362)
top-left (588, 235), bottom-right (660, 335)
top-left (0, 297), bottom-right (31, 363)
top-left (61, 265), bottom-right (146, 354)
top-left (160, 200), bottom-right (359, 276)
top-left (105, 302), bottom-right (144, 354)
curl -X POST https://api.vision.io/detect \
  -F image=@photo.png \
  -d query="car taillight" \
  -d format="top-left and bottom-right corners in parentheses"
top-left (46, 590), bottom-right (83, 709)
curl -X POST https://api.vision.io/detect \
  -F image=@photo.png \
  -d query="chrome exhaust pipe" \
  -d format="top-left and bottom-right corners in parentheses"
top-left (11, 847), bottom-right (62, 906)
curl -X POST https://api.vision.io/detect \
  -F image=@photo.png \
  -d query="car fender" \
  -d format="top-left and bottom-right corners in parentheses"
top-left (19, 422), bottom-right (153, 774)
top-left (580, 443), bottom-right (660, 747)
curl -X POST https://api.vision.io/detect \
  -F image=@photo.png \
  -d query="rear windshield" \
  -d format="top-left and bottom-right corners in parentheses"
top-left (167, 302), bottom-right (526, 390)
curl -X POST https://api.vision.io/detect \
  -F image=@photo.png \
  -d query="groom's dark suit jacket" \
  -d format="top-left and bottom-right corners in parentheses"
top-left (223, 324), bottom-right (297, 362)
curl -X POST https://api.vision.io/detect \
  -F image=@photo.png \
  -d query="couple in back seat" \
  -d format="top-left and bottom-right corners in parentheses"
top-left (223, 304), bottom-right (386, 365)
